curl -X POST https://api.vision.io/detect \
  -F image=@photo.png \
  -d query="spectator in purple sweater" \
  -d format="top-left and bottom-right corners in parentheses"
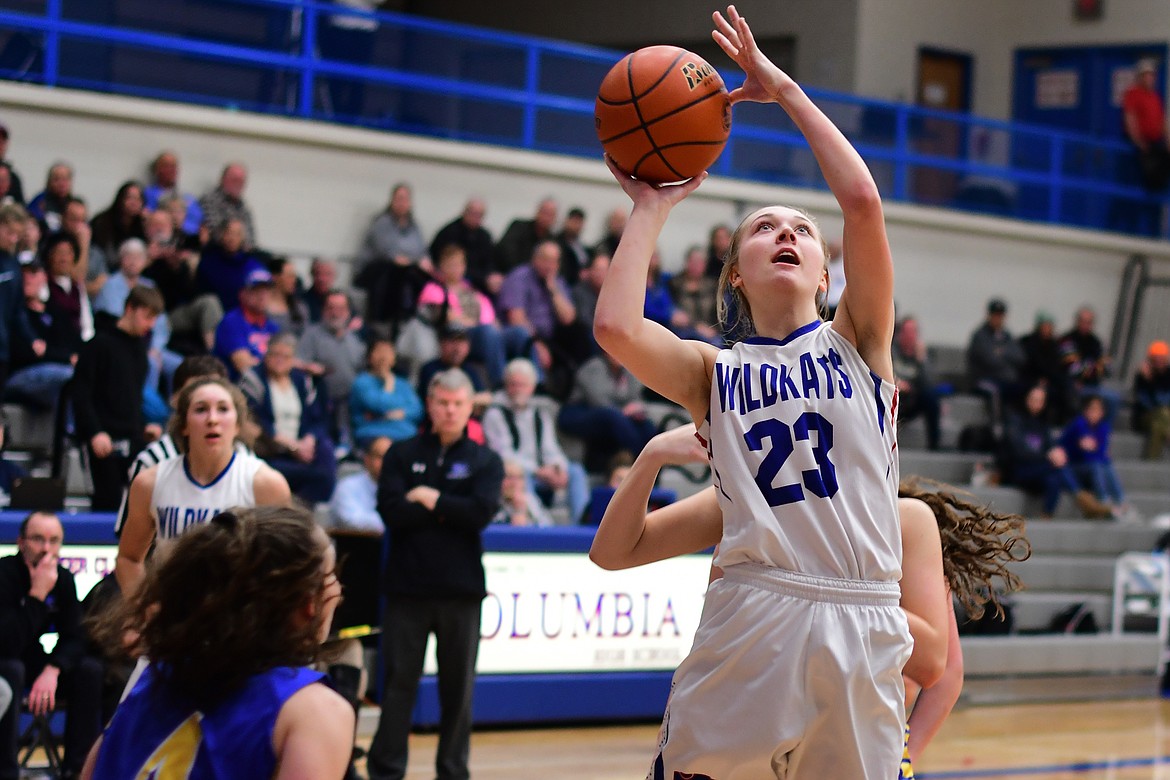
top-left (1060, 394), bottom-right (1130, 518)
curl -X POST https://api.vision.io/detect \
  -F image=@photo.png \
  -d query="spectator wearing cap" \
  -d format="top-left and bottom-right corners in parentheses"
top-left (1133, 339), bottom-right (1170, 460)
top-left (213, 267), bottom-right (280, 380)
top-left (0, 123), bottom-right (25, 205)
top-left (1020, 310), bottom-right (1072, 422)
top-left (1123, 58), bottom-right (1170, 191)
top-left (556, 206), bottom-right (589, 286)
top-left (350, 331), bottom-right (424, 448)
top-left (967, 297), bottom-right (1026, 427)
top-left (416, 325), bottom-right (492, 411)
top-left (417, 243), bottom-right (534, 388)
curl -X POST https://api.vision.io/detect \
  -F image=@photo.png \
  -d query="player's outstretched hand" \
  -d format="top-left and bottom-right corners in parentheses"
top-left (645, 422), bottom-right (708, 467)
top-left (604, 155), bottom-right (707, 209)
top-left (712, 4), bottom-right (790, 104)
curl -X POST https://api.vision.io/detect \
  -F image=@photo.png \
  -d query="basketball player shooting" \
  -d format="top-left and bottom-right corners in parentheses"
top-left (593, 5), bottom-right (908, 778)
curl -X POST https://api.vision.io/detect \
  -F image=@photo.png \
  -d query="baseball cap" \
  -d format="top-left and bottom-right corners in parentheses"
top-left (243, 267), bottom-right (274, 288)
top-left (987, 299), bottom-right (1007, 315)
top-left (0, 123), bottom-right (8, 140)
top-left (1149, 340), bottom-right (1169, 358)
top-left (1138, 58), bottom-right (1158, 74)
top-left (438, 323), bottom-right (470, 341)
top-left (1034, 310), bottom-right (1054, 326)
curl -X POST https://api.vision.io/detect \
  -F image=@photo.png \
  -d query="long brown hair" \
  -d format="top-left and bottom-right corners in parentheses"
top-left (94, 505), bottom-right (334, 708)
top-left (899, 478), bottom-right (1032, 620)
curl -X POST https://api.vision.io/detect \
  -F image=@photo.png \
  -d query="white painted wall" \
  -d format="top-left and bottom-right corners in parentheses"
top-left (3, 81), bottom-right (1168, 353)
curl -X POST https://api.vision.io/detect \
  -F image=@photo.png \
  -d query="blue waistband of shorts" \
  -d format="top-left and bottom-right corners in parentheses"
top-left (721, 562), bottom-right (901, 607)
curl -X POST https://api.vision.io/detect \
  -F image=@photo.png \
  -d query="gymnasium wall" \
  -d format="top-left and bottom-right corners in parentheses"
top-left (853, 0), bottom-right (1170, 118)
top-left (3, 80), bottom-right (1168, 351)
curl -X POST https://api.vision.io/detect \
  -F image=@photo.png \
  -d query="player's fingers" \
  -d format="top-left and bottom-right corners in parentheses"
top-left (735, 15), bottom-right (758, 54)
top-left (711, 31), bottom-right (736, 59)
top-left (711, 13), bottom-right (740, 48)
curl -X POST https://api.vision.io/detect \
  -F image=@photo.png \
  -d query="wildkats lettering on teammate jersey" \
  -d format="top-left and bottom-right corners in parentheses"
top-left (698, 321), bottom-right (901, 582)
top-left (150, 453), bottom-right (262, 541)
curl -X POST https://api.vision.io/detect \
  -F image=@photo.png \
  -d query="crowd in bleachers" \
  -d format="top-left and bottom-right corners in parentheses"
top-left (0, 129), bottom-right (745, 523)
top-left (898, 295), bottom-right (1170, 522)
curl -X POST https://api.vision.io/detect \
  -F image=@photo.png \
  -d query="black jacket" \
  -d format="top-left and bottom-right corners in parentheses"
top-left (71, 320), bottom-right (149, 441)
top-left (0, 553), bottom-right (85, 673)
top-left (377, 431), bottom-right (503, 600)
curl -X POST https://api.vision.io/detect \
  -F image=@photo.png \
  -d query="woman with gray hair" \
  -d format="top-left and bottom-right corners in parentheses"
top-left (240, 332), bottom-right (337, 504)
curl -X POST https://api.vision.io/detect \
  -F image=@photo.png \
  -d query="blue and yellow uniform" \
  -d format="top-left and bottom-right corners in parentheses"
top-left (92, 663), bottom-right (324, 779)
top-left (899, 723), bottom-right (915, 779)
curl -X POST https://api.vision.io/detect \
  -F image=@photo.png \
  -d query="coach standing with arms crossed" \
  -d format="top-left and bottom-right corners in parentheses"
top-left (368, 368), bottom-right (503, 780)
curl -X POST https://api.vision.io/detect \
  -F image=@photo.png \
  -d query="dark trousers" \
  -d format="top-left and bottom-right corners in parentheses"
top-left (85, 442), bottom-right (135, 512)
top-left (268, 435), bottom-right (338, 504)
top-left (899, 388), bottom-right (941, 450)
top-left (367, 597), bottom-right (481, 780)
top-left (557, 403), bottom-right (659, 469)
top-left (0, 655), bottom-right (104, 778)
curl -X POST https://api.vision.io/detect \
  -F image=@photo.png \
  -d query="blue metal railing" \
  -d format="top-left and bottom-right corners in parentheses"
top-left (0, 0), bottom-right (1165, 238)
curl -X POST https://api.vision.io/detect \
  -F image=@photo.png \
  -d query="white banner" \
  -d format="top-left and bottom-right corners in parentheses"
top-left (447, 552), bottom-right (711, 675)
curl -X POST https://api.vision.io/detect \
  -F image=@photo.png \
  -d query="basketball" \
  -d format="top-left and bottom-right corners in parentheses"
top-left (595, 45), bottom-right (732, 184)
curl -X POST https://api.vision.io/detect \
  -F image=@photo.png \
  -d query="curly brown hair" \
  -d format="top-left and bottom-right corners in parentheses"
top-left (899, 478), bottom-right (1032, 620)
top-left (96, 505), bottom-right (334, 708)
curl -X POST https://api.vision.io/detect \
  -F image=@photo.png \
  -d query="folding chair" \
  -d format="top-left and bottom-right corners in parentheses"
top-left (18, 695), bottom-right (63, 779)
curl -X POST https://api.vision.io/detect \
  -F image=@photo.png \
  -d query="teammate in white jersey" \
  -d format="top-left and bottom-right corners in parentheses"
top-left (114, 355), bottom-right (254, 537)
top-left (116, 376), bottom-right (290, 597)
top-left (595, 7), bottom-right (909, 777)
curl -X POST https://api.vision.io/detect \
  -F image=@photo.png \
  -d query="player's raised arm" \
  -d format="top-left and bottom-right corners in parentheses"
top-left (590, 424), bottom-right (720, 570)
top-left (713, 5), bottom-right (894, 378)
top-left (593, 160), bottom-right (719, 423)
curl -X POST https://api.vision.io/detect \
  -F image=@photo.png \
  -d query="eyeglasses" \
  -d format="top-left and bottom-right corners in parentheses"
top-left (23, 534), bottom-right (62, 546)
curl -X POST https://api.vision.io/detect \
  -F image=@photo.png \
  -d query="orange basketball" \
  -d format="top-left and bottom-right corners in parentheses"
top-left (595, 45), bottom-right (731, 184)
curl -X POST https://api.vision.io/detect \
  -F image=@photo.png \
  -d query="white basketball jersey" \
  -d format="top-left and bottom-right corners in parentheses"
top-left (150, 452), bottom-right (262, 540)
top-left (697, 321), bottom-right (901, 581)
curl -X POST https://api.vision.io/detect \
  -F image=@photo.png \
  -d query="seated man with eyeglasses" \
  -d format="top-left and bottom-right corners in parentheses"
top-left (0, 511), bottom-right (103, 780)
